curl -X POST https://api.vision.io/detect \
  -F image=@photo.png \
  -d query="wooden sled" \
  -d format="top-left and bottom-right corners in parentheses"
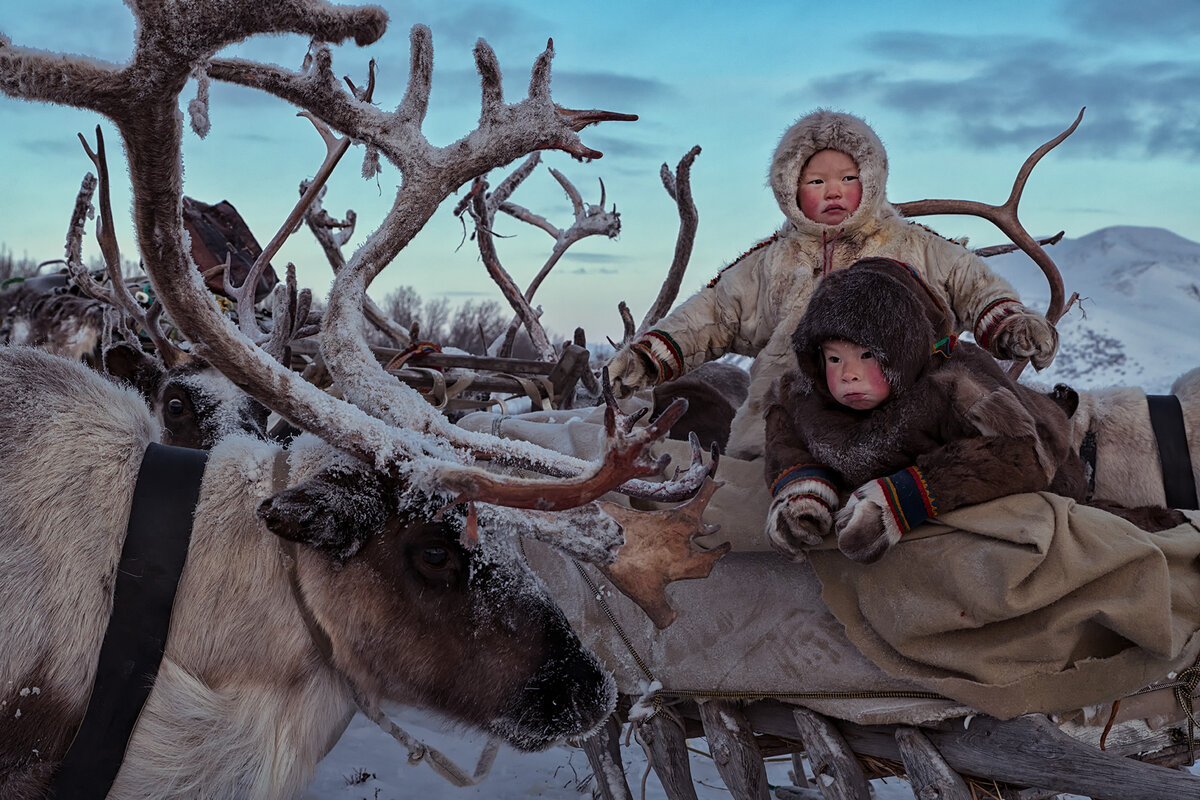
top-left (516, 531), bottom-right (1200, 800)
top-left (580, 691), bottom-right (1200, 800)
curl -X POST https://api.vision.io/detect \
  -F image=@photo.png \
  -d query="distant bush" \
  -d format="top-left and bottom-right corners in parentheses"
top-left (382, 284), bottom-right (562, 359)
top-left (0, 245), bottom-right (41, 285)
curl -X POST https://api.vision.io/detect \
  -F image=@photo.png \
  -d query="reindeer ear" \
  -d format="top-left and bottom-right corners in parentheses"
top-left (1050, 383), bottom-right (1080, 418)
top-left (257, 463), bottom-right (397, 560)
top-left (102, 342), bottom-right (163, 398)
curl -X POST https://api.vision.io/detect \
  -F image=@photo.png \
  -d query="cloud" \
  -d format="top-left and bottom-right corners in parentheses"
top-left (18, 136), bottom-right (83, 157)
top-left (5, 5), bottom-right (135, 63)
top-left (563, 252), bottom-right (623, 264)
top-left (1063, 0), bottom-right (1200, 40)
top-left (578, 133), bottom-right (665, 161)
top-left (551, 71), bottom-right (678, 109)
top-left (794, 32), bottom-right (1200, 159)
top-left (409, 2), bottom-right (551, 50)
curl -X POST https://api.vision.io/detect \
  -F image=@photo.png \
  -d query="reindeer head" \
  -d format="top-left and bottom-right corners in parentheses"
top-left (0, 0), bottom-right (719, 760)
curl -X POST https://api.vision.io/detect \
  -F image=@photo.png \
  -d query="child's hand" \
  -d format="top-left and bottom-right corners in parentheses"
top-left (765, 485), bottom-right (833, 561)
top-left (989, 308), bottom-right (1059, 370)
top-left (835, 481), bottom-right (904, 563)
top-left (606, 345), bottom-right (657, 398)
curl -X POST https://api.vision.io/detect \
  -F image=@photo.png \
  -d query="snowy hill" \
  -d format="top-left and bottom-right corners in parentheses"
top-left (984, 225), bottom-right (1200, 393)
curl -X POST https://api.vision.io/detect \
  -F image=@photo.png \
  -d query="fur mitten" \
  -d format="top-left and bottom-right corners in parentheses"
top-left (836, 467), bottom-right (936, 564)
top-left (765, 469), bottom-right (838, 561)
top-left (606, 344), bottom-right (658, 399)
top-left (608, 330), bottom-right (687, 398)
top-left (974, 298), bottom-right (1059, 370)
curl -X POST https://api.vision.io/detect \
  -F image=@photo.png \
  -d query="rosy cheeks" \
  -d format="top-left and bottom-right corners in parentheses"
top-left (822, 340), bottom-right (891, 410)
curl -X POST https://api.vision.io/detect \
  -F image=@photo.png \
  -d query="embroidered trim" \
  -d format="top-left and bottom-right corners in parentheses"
top-left (707, 233), bottom-right (779, 288)
top-left (974, 297), bottom-right (1022, 350)
top-left (878, 466), bottom-right (937, 533)
top-left (771, 463), bottom-right (838, 504)
top-left (639, 329), bottom-right (685, 383)
top-left (932, 334), bottom-right (958, 358)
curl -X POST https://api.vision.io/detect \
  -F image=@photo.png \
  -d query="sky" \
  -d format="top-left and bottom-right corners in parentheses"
top-left (2, 0), bottom-right (1199, 348)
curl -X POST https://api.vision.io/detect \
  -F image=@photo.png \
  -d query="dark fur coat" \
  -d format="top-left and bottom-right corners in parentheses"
top-left (764, 258), bottom-right (1086, 532)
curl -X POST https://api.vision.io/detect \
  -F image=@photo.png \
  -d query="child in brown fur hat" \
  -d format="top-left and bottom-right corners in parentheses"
top-left (762, 257), bottom-right (1087, 564)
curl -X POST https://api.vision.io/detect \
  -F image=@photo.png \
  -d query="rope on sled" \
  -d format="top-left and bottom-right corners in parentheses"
top-left (1174, 654), bottom-right (1200, 763)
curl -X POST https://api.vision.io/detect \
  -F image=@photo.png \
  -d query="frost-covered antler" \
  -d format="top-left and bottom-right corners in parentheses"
top-left (0, 1), bottom-right (697, 516)
top-left (205, 21), bottom-right (699, 498)
top-left (492, 160), bottom-right (624, 357)
top-left (459, 174), bottom-right (558, 362)
top-left (63, 126), bottom-right (189, 368)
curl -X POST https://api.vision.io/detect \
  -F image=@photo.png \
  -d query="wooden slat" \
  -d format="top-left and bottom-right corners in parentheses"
top-left (580, 714), bottom-right (634, 800)
top-left (635, 713), bottom-right (700, 800)
top-left (791, 707), bottom-right (872, 800)
top-left (697, 700), bottom-right (771, 800)
top-left (894, 726), bottom-right (971, 799)
top-left (791, 751), bottom-right (813, 788)
top-left (742, 703), bottom-right (1200, 800)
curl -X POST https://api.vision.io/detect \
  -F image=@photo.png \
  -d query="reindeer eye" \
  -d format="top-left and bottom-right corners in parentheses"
top-left (422, 546), bottom-right (449, 567)
top-left (167, 398), bottom-right (186, 415)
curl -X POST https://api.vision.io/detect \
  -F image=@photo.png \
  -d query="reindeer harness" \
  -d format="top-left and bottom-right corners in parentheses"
top-left (1147, 394), bottom-right (1199, 509)
top-left (49, 443), bottom-right (209, 799)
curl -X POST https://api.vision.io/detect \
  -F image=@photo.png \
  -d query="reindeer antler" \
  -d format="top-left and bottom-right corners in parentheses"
top-left (476, 160), bottom-right (623, 359)
top-left (64, 127), bottom-right (187, 368)
top-left (897, 109), bottom-right (1085, 329)
top-left (638, 145), bottom-right (703, 335)
top-left (0, 5), bottom-right (690, 525)
top-left (596, 475), bottom-right (731, 628)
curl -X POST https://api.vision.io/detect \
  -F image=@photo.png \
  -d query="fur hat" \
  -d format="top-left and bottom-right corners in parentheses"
top-left (769, 109), bottom-right (889, 236)
top-left (792, 258), bottom-right (955, 397)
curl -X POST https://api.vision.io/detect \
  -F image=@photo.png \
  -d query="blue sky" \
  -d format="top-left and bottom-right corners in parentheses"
top-left (2, 0), bottom-right (1198, 344)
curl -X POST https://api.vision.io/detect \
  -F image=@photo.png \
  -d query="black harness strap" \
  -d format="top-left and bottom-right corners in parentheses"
top-left (49, 442), bottom-right (209, 799)
top-left (1079, 430), bottom-right (1098, 502)
top-left (1147, 394), bottom-right (1199, 510)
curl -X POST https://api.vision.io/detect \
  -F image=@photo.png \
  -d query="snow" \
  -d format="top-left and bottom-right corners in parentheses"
top-left (985, 225), bottom-right (1200, 393)
top-left (306, 225), bottom-right (1200, 798)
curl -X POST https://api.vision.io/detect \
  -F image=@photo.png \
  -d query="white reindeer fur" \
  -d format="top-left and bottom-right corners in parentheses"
top-left (1064, 367), bottom-right (1200, 508)
top-left (110, 436), bottom-right (355, 798)
top-left (0, 348), bottom-right (355, 798)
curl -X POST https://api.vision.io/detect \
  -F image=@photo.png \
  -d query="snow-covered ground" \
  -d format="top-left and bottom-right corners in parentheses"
top-left (308, 225), bottom-right (1200, 798)
top-left (306, 703), bottom-right (919, 799)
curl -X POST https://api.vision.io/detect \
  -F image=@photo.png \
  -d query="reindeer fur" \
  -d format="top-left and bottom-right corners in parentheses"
top-left (0, 280), bottom-right (110, 364)
top-left (1059, 367), bottom-right (1200, 508)
top-left (0, 346), bottom-right (615, 800)
top-left (653, 360), bottom-right (750, 453)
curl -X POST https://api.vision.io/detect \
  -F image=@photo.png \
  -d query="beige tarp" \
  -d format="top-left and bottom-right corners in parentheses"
top-left (808, 493), bottom-right (1200, 719)
top-left (461, 409), bottom-right (1200, 725)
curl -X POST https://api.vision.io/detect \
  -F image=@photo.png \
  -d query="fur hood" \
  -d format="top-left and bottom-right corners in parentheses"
top-left (769, 109), bottom-right (891, 239)
top-left (791, 258), bottom-right (955, 400)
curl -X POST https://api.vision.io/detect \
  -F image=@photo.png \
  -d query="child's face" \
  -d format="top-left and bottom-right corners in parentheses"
top-left (797, 149), bottom-right (862, 225)
top-left (822, 339), bottom-right (891, 410)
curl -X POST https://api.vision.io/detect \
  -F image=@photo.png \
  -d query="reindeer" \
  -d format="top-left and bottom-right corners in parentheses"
top-left (0, 2), bottom-right (728, 797)
top-left (0, 162), bottom-right (279, 450)
top-left (1044, 368), bottom-right (1200, 509)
